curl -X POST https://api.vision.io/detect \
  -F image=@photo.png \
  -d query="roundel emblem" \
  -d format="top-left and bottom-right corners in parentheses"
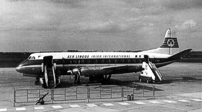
top-left (167, 39), bottom-right (175, 47)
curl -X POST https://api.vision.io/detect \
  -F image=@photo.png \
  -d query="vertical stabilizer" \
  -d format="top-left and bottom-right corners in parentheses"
top-left (159, 28), bottom-right (179, 49)
top-left (165, 28), bottom-right (171, 38)
top-left (142, 28), bottom-right (179, 55)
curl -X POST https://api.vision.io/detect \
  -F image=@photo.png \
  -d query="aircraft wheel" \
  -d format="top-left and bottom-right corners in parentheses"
top-left (139, 78), bottom-right (142, 82)
top-left (35, 81), bottom-right (40, 85)
top-left (42, 79), bottom-right (48, 88)
top-left (35, 77), bottom-right (40, 85)
top-left (56, 78), bottom-right (60, 85)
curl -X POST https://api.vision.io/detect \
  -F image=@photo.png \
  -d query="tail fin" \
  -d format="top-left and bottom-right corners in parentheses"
top-left (159, 28), bottom-right (179, 49)
top-left (143, 28), bottom-right (180, 55)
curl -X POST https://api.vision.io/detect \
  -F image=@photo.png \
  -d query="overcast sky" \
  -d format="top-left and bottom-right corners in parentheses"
top-left (0, 0), bottom-right (202, 52)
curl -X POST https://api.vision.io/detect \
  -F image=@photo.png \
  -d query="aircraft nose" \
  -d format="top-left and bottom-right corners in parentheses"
top-left (16, 64), bottom-right (23, 73)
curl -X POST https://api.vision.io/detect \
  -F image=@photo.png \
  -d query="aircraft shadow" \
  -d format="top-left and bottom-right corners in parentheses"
top-left (159, 76), bottom-right (202, 84)
top-left (57, 78), bottom-right (163, 91)
top-left (181, 77), bottom-right (202, 81)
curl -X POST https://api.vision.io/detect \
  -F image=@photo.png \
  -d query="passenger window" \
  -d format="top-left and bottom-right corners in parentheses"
top-left (87, 60), bottom-right (91, 64)
top-left (94, 59), bottom-right (98, 64)
top-left (81, 60), bottom-right (85, 64)
top-left (73, 60), bottom-right (77, 64)
top-left (121, 59), bottom-right (124, 63)
top-left (106, 59), bottom-right (110, 63)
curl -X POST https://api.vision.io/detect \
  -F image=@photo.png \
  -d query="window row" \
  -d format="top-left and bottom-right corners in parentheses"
top-left (59, 59), bottom-right (162, 64)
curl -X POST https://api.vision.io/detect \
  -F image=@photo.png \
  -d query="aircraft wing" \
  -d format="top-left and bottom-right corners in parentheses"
top-left (101, 64), bottom-right (142, 73)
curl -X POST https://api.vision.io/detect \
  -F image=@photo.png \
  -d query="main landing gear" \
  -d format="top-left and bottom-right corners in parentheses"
top-left (89, 74), bottom-right (111, 83)
top-left (35, 77), bottom-right (40, 85)
top-left (68, 68), bottom-right (81, 84)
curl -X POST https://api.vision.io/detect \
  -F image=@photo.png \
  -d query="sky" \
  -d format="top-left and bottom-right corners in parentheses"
top-left (0, 0), bottom-right (202, 52)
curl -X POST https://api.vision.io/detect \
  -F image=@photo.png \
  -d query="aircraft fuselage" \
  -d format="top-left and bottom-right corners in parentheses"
top-left (16, 52), bottom-right (173, 77)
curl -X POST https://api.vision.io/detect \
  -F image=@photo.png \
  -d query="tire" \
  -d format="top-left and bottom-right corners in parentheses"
top-left (139, 78), bottom-right (142, 82)
top-left (146, 79), bottom-right (149, 83)
top-left (35, 81), bottom-right (40, 85)
top-left (42, 79), bottom-right (47, 88)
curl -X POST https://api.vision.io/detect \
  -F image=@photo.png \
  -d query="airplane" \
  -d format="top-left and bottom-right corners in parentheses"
top-left (16, 28), bottom-right (192, 88)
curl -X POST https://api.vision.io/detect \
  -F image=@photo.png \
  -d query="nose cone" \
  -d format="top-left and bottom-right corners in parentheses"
top-left (16, 64), bottom-right (23, 73)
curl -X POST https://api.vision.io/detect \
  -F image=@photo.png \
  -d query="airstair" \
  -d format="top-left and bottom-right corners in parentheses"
top-left (139, 55), bottom-right (163, 83)
top-left (42, 56), bottom-right (57, 88)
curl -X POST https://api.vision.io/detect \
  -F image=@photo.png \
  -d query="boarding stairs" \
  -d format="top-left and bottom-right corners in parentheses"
top-left (43, 56), bottom-right (57, 88)
top-left (148, 62), bottom-right (162, 82)
top-left (140, 55), bottom-right (163, 83)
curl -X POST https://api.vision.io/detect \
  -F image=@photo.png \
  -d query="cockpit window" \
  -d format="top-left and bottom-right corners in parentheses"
top-left (28, 56), bottom-right (35, 60)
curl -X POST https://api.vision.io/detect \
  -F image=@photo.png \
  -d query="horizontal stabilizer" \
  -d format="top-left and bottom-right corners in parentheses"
top-left (168, 49), bottom-right (192, 60)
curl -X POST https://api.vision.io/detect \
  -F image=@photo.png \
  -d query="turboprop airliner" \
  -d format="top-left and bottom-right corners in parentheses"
top-left (16, 28), bottom-right (191, 88)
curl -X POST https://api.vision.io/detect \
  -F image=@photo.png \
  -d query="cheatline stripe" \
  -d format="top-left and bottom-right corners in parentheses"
top-left (20, 63), bottom-right (142, 68)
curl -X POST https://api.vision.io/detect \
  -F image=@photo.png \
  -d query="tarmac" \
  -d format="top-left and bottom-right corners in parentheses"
top-left (1, 94), bottom-right (202, 112)
top-left (0, 62), bottom-right (202, 112)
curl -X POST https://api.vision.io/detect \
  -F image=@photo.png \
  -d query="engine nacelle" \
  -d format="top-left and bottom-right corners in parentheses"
top-left (79, 67), bottom-right (110, 76)
top-left (72, 68), bottom-right (80, 74)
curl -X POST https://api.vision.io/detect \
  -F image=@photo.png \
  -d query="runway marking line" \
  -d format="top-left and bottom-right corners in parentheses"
top-left (69, 104), bottom-right (80, 108)
top-left (191, 99), bottom-right (202, 102)
top-left (103, 103), bottom-right (114, 106)
top-left (16, 107), bottom-right (26, 111)
top-left (163, 100), bottom-right (177, 103)
top-left (0, 108), bottom-right (7, 112)
top-left (86, 104), bottom-right (97, 107)
top-left (149, 100), bottom-right (161, 104)
top-left (34, 106), bottom-right (44, 110)
top-left (132, 101), bottom-right (146, 105)
top-left (118, 102), bottom-right (130, 105)
top-left (178, 100), bottom-right (190, 102)
top-left (52, 105), bottom-right (63, 109)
